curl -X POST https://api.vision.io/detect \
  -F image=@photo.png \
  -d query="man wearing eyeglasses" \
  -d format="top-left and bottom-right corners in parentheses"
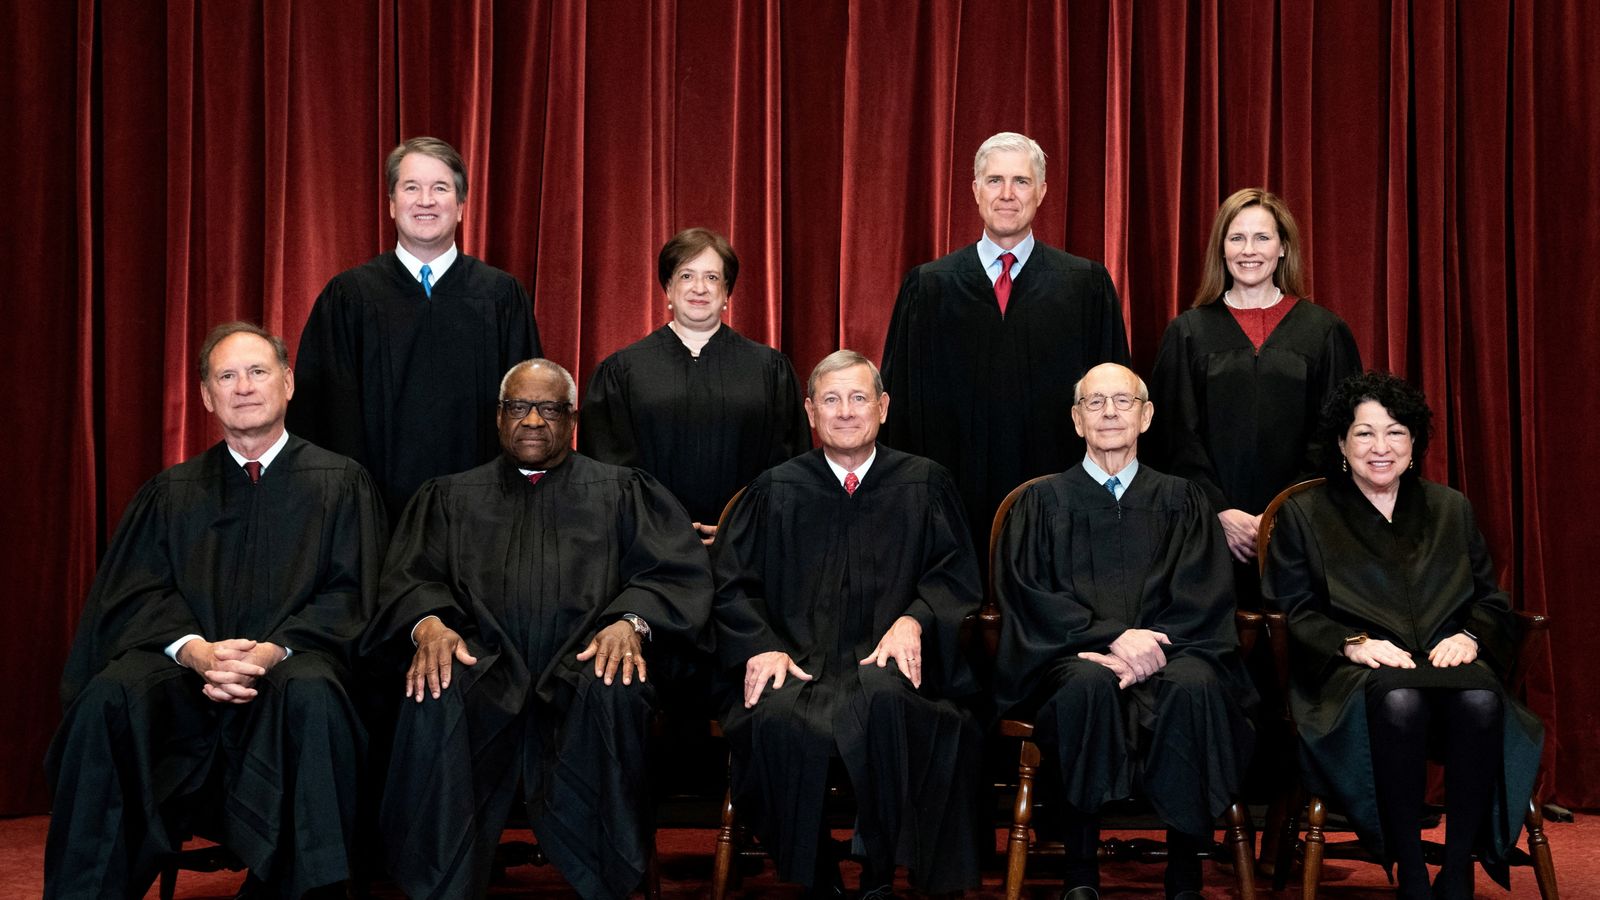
top-left (713, 350), bottom-right (984, 899)
top-left (45, 322), bottom-right (386, 899)
top-left (991, 363), bottom-right (1256, 900)
top-left (364, 358), bottom-right (712, 900)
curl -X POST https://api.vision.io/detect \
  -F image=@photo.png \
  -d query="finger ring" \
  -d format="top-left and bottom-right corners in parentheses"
top-left (624, 652), bottom-right (634, 657)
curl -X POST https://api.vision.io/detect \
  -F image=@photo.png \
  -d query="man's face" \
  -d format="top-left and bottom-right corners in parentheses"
top-left (1070, 364), bottom-right (1153, 456)
top-left (497, 366), bottom-right (575, 469)
top-left (805, 364), bottom-right (888, 456)
top-left (972, 148), bottom-right (1047, 245)
top-left (389, 152), bottom-right (463, 258)
top-left (200, 333), bottom-right (295, 438)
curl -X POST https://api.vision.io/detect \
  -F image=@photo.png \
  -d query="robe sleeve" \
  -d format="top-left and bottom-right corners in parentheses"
top-left (767, 352), bottom-right (812, 464)
top-left (1149, 482), bottom-right (1240, 652)
top-left (361, 479), bottom-right (478, 661)
top-left (993, 485), bottom-right (1131, 710)
top-left (1300, 313), bottom-right (1363, 476)
top-left (878, 267), bottom-right (924, 455)
top-left (710, 479), bottom-right (790, 671)
top-left (1149, 316), bottom-right (1228, 511)
top-left (286, 277), bottom-right (368, 463)
top-left (904, 468), bottom-right (983, 697)
top-left (59, 480), bottom-right (202, 707)
top-left (497, 274), bottom-right (541, 367)
top-left (265, 465), bottom-right (389, 665)
top-left (1455, 498), bottom-right (1518, 677)
top-left (576, 355), bottom-right (641, 466)
top-left (595, 470), bottom-right (714, 650)
top-left (1261, 496), bottom-right (1350, 679)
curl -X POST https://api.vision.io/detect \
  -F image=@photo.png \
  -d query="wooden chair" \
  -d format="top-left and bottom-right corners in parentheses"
top-left (1255, 477), bottom-right (1558, 898)
top-left (983, 476), bottom-right (1260, 900)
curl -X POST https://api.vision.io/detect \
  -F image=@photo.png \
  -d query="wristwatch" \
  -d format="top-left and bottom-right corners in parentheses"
top-left (1343, 632), bottom-right (1370, 646)
top-left (621, 613), bottom-right (652, 640)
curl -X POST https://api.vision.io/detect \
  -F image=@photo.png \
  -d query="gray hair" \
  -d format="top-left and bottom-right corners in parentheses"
top-left (807, 350), bottom-right (883, 399)
top-left (1072, 366), bottom-right (1149, 403)
top-left (197, 321), bottom-right (290, 382)
top-left (500, 359), bottom-right (578, 406)
top-left (974, 132), bottom-right (1047, 184)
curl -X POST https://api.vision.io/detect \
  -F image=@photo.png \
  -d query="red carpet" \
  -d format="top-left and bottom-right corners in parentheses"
top-left (1, 816), bottom-right (1589, 897)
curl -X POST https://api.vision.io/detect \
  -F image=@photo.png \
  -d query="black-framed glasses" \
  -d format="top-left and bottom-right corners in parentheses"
top-left (500, 399), bottom-right (572, 422)
top-left (1077, 393), bottom-right (1143, 412)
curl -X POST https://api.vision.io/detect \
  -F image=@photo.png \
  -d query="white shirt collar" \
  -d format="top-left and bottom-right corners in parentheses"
top-left (395, 243), bottom-right (459, 283)
top-left (823, 446), bottom-right (877, 488)
top-left (1081, 455), bottom-right (1139, 500)
top-left (225, 428), bottom-right (291, 471)
top-left (976, 231), bottom-right (1036, 280)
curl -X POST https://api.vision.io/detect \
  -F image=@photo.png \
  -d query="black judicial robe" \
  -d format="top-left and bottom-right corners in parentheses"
top-left (288, 252), bottom-right (541, 518)
top-left (1261, 476), bottom-right (1543, 877)
top-left (579, 324), bottom-right (811, 525)
top-left (881, 242), bottom-right (1130, 560)
top-left (46, 436), bottom-right (386, 899)
top-left (1149, 299), bottom-right (1361, 516)
top-left (712, 447), bottom-right (983, 892)
top-left (993, 464), bottom-right (1255, 836)
top-left (366, 453), bottom-right (712, 900)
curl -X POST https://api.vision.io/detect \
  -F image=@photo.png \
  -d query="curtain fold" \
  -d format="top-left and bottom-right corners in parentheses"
top-left (5, 0), bottom-right (1596, 815)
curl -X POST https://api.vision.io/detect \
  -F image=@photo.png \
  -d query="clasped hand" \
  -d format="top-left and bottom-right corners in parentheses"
top-left (1078, 628), bottom-right (1172, 689)
top-left (178, 638), bottom-right (286, 704)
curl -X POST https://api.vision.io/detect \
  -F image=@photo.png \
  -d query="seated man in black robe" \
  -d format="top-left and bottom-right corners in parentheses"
top-left (993, 363), bottom-right (1256, 900)
top-left (45, 321), bottom-right (387, 900)
top-left (714, 350), bottom-right (984, 898)
top-left (366, 358), bottom-right (712, 900)
top-left (288, 135), bottom-right (541, 521)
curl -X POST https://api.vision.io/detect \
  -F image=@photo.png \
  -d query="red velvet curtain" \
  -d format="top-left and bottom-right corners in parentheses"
top-left (7, 0), bottom-right (1597, 814)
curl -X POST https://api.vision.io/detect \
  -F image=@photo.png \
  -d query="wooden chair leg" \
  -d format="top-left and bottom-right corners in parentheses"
top-left (712, 779), bottom-right (737, 900)
top-left (1224, 801), bottom-right (1257, 900)
top-left (1526, 797), bottom-right (1559, 899)
top-left (1005, 739), bottom-right (1041, 900)
top-left (1301, 794), bottom-right (1326, 900)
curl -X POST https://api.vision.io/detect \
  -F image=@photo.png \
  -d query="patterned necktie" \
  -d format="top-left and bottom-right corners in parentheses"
top-left (1104, 475), bottom-right (1120, 498)
top-left (420, 263), bottom-right (434, 298)
top-left (527, 472), bottom-right (544, 486)
top-left (995, 251), bottom-right (1017, 314)
top-left (844, 472), bottom-right (860, 496)
top-left (244, 461), bottom-right (262, 485)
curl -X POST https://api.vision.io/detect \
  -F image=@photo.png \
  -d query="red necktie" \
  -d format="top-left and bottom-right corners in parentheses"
top-left (527, 472), bottom-right (544, 486)
top-left (995, 251), bottom-right (1017, 314)
top-left (244, 461), bottom-right (262, 484)
top-left (844, 472), bottom-right (859, 496)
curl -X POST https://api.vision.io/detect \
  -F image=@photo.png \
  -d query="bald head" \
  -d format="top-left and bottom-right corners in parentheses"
top-left (1071, 363), bottom-right (1154, 459)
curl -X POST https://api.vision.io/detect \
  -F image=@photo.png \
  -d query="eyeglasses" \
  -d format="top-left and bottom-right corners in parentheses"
top-left (500, 399), bottom-right (572, 422)
top-left (1076, 393), bottom-right (1144, 412)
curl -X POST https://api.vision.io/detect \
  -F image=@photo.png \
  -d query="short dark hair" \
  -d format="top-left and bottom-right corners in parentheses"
top-left (197, 322), bottom-right (290, 381)
top-left (385, 136), bottom-right (468, 202)
top-left (657, 228), bottom-right (739, 295)
top-left (1318, 371), bottom-right (1433, 475)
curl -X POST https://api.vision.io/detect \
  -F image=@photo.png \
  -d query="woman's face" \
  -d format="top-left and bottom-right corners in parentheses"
top-left (1222, 205), bottom-right (1284, 292)
top-left (1339, 400), bottom-right (1414, 493)
top-left (666, 247), bottom-right (729, 330)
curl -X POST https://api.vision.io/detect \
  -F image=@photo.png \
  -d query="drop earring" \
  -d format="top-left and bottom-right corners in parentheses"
top-left (1342, 457), bottom-right (1349, 473)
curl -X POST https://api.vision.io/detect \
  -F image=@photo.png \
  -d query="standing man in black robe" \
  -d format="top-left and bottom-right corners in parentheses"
top-left (289, 135), bottom-right (541, 521)
top-left (881, 131), bottom-right (1130, 563)
top-left (714, 350), bottom-right (984, 898)
top-left (993, 363), bottom-right (1255, 900)
top-left (45, 322), bottom-right (387, 900)
top-left (366, 358), bottom-right (712, 900)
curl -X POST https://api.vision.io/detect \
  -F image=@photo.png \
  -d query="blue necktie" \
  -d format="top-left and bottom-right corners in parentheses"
top-left (1104, 475), bottom-right (1121, 498)
top-left (420, 264), bottom-right (433, 298)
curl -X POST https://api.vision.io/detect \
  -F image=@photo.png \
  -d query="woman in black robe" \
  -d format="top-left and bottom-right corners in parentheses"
top-left (1262, 373), bottom-right (1543, 899)
top-left (1150, 188), bottom-right (1361, 605)
top-left (580, 228), bottom-right (810, 542)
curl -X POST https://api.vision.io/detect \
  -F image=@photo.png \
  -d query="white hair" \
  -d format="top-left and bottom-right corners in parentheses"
top-left (500, 359), bottom-right (578, 405)
top-left (974, 132), bottom-right (1047, 183)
